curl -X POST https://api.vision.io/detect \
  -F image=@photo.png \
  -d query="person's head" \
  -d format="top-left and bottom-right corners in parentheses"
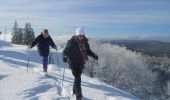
top-left (42, 29), bottom-right (49, 38)
top-left (76, 27), bottom-right (85, 41)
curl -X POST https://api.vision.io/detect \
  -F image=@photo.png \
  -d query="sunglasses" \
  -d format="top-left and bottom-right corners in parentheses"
top-left (78, 35), bottom-right (84, 38)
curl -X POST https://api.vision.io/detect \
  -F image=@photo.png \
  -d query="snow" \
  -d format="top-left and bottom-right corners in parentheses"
top-left (0, 40), bottom-right (11, 47)
top-left (0, 43), bottom-right (139, 100)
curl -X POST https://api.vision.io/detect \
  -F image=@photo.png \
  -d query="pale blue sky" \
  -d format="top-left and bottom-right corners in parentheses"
top-left (0, 0), bottom-right (170, 40)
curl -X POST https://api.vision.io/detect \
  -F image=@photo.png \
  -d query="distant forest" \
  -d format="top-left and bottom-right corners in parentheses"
top-left (103, 40), bottom-right (170, 58)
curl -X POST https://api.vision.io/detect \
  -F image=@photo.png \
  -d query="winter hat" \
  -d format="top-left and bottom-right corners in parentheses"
top-left (76, 27), bottom-right (85, 36)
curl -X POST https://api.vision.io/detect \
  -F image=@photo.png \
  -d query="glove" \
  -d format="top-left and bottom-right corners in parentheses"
top-left (94, 54), bottom-right (98, 60)
top-left (63, 57), bottom-right (67, 62)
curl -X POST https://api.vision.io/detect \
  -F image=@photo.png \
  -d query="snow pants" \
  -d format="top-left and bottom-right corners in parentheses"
top-left (42, 56), bottom-right (48, 71)
top-left (71, 67), bottom-right (83, 97)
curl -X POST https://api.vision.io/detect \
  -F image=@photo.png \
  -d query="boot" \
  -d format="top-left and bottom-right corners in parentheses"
top-left (73, 84), bottom-right (76, 95)
top-left (76, 93), bottom-right (82, 100)
top-left (43, 70), bottom-right (47, 76)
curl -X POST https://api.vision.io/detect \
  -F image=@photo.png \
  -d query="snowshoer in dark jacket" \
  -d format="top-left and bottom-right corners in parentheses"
top-left (30, 29), bottom-right (57, 75)
top-left (63, 27), bottom-right (98, 100)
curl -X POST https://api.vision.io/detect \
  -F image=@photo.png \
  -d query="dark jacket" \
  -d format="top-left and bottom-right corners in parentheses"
top-left (63, 36), bottom-right (97, 69)
top-left (30, 33), bottom-right (57, 57)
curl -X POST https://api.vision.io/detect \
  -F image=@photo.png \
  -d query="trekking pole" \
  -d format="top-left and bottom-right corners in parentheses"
top-left (26, 46), bottom-right (30, 72)
top-left (94, 59), bottom-right (107, 100)
top-left (56, 51), bottom-right (60, 67)
top-left (61, 62), bottom-right (66, 96)
top-left (27, 56), bottom-right (30, 72)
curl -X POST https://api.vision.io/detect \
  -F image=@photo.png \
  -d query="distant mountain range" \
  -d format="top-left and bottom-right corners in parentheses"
top-left (102, 40), bottom-right (170, 58)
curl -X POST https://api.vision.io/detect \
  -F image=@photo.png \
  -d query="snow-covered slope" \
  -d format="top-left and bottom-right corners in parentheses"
top-left (0, 40), bottom-right (11, 47)
top-left (0, 44), bottom-right (139, 100)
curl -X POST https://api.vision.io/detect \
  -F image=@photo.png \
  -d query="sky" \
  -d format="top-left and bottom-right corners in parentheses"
top-left (0, 0), bottom-right (170, 41)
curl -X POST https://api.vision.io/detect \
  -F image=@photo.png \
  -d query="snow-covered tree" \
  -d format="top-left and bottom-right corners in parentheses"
top-left (11, 21), bottom-right (35, 45)
top-left (86, 40), bottom-right (157, 99)
top-left (17, 28), bottom-right (23, 44)
top-left (143, 55), bottom-right (170, 99)
top-left (84, 39), bottom-right (99, 78)
top-left (22, 23), bottom-right (35, 45)
top-left (11, 21), bottom-right (19, 44)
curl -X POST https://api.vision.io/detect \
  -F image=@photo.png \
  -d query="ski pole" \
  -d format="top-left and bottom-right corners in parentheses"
top-left (27, 56), bottom-right (30, 72)
top-left (56, 51), bottom-right (60, 67)
top-left (26, 46), bottom-right (30, 72)
top-left (61, 62), bottom-right (66, 96)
